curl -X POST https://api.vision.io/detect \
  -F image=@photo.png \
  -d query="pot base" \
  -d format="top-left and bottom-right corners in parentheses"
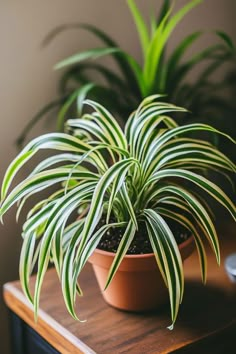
top-left (89, 236), bottom-right (194, 312)
top-left (92, 265), bottom-right (169, 312)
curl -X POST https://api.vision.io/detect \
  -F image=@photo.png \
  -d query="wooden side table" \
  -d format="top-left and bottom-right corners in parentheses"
top-left (3, 223), bottom-right (236, 354)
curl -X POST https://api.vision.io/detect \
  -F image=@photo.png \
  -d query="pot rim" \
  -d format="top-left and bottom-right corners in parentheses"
top-left (93, 235), bottom-right (194, 259)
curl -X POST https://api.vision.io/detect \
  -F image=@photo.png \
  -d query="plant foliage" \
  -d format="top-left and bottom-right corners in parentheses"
top-left (1, 96), bottom-right (235, 327)
top-left (17, 0), bottom-right (236, 148)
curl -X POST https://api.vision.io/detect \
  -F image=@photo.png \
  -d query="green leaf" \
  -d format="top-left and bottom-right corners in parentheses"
top-left (147, 141), bottom-right (235, 177)
top-left (119, 51), bottom-right (146, 97)
top-left (78, 221), bottom-right (127, 278)
top-left (127, 0), bottom-right (150, 57)
top-left (143, 6), bottom-right (171, 93)
top-left (29, 153), bottom-right (87, 176)
top-left (144, 209), bottom-right (183, 326)
top-left (147, 169), bottom-right (236, 222)
top-left (167, 43), bottom-right (231, 94)
top-left (119, 185), bottom-right (138, 228)
top-left (75, 158), bottom-right (137, 260)
top-left (57, 83), bottom-right (95, 131)
top-left (0, 169), bottom-right (98, 218)
top-left (125, 95), bottom-right (183, 149)
top-left (144, 0), bottom-right (203, 92)
top-left (157, 0), bottom-right (171, 24)
top-left (19, 232), bottom-right (36, 304)
top-left (153, 184), bottom-right (220, 263)
top-left (157, 206), bottom-right (207, 283)
top-left (55, 47), bottom-right (120, 70)
top-left (1, 132), bottom-right (102, 201)
top-left (84, 99), bottom-right (127, 149)
top-left (33, 182), bottom-right (95, 317)
top-left (61, 220), bottom-right (85, 318)
top-left (44, 22), bottom-right (139, 92)
top-left (216, 31), bottom-right (235, 50)
top-left (166, 31), bottom-right (202, 83)
top-left (142, 123), bottom-right (235, 174)
top-left (105, 220), bottom-right (136, 289)
top-left (22, 200), bottom-right (57, 236)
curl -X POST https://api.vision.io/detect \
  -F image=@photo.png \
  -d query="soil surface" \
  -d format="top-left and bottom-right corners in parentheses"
top-left (96, 217), bottom-right (191, 254)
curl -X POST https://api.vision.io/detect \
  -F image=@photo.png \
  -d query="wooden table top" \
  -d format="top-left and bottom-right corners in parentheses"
top-left (3, 222), bottom-right (236, 354)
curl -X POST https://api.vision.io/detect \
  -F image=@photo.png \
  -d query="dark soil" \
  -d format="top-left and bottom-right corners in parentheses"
top-left (96, 217), bottom-right (191, 255)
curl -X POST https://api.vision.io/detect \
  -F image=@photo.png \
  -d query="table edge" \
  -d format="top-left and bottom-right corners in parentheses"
top-left (3, 281), bottom-right (96, 354)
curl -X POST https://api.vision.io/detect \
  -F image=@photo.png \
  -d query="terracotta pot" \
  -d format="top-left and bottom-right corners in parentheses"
top-left (89, 236), bottom-right (195, 312)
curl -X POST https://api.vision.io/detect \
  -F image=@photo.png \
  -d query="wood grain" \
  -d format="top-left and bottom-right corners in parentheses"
top-left (3, 222), bottom-right (236, 354)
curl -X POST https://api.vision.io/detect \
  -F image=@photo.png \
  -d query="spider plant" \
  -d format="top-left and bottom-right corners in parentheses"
top-left (1, 96), bottom-right (235, 327)
top-left (17, 0), bottom-right (235, 147)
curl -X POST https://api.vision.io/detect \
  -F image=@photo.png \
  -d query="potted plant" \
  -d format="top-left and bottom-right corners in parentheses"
top-left (0, 96), bottom-right (235, 328)
top-left (17, 0), bottom-right (235, 149)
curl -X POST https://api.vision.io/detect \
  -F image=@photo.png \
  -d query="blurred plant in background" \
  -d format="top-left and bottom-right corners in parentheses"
top-left (17, 0), bottom-right (236, 162)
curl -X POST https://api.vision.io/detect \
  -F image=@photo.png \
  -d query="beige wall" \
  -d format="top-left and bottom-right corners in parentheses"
top-left (0, 1), bottom-right (234, 352)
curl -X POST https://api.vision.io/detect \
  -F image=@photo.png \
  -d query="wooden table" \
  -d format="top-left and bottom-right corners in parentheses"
top-left (4, 222), bottom-right (236, 354)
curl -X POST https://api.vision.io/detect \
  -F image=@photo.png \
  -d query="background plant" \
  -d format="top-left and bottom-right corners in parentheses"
top-left (1, 95), bottom-right (235, 327)
top-left (17, 0), bottom-right (236, 157)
